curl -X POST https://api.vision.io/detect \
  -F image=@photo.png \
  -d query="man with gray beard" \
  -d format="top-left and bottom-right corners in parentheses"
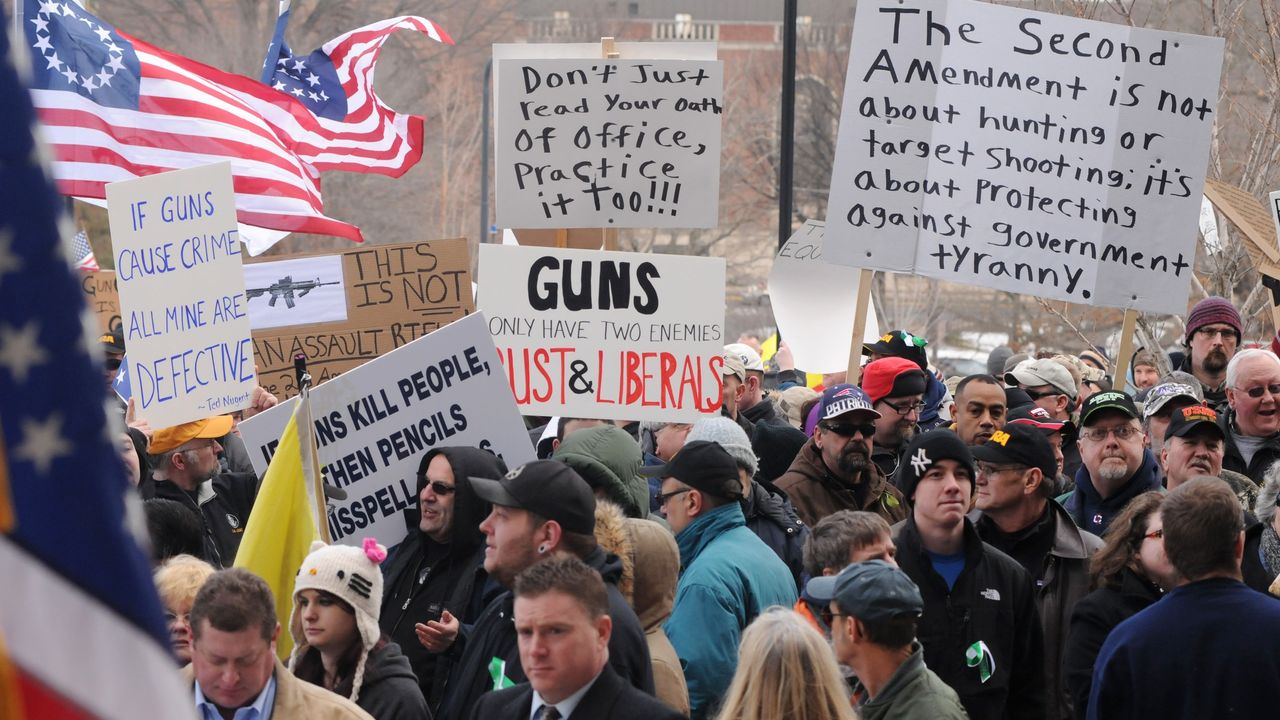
top-left (1057, 392), bottom-right (1161, 536)
top-left (776, 384), bottom-right (908, 527)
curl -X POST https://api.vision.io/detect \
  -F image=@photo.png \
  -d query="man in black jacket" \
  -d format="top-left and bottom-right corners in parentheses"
top-left (434, 460), bottom-right (653, 720)
top-left (380, 446), bottom-right (504, 710)
top-left (470, 556), bottom-right (682, 720)
top-left (892, 430), bottom-right (1047, 720)
top-left (150, 416), bottom-right (257, 568)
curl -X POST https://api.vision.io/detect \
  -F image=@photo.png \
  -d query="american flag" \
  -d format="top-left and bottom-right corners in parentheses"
top-left (24, 0), bottom-right (451, 249)
top-left (0, 2), bottom-right (189, 714)
top-left (70, 228), bottom-right (97, 270)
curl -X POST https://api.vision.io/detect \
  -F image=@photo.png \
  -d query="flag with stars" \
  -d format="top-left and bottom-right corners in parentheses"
top-left (0, 2), bottom-right (190, 715)
top-left (71, 228), bottom-right (96, 271)
top-left (257, 3), bottom-right (453, 177)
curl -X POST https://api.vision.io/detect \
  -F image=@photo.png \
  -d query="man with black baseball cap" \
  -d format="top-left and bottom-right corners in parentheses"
top-left (891, 430), bottom-right (1047, 720)
top-left (775, 384), bottom-right (908, 527)
top-left (971, 424), bottom-right (1101, 720)
top-left (433, 461), bottom-right (653, 719)
top-left (1059, 391), bottom-right (1161, 536)
top-left (646, 441), bottom-right (797, 718)
top-left (808, 560), bottom-right (966, 718)
top-left (1160, 404), bottom-right (1258, 509)
top-left (1007, 405), bottom-right (1073, 489)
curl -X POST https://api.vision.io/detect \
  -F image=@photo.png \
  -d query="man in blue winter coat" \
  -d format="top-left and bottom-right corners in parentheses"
top-left (646, 440), bottom-right (798, 719)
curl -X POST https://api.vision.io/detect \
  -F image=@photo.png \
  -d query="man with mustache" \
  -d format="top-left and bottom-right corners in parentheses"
top-left (1059, 392), bottom-right (1162, 536)
top-left (1175, 296), bottom-right (1242, 413)
top-left (949, 374), bottom-right (1007, 446)
top-left (776, 384), bottom-right (908, 527)
top-left (1160, 404), bottom-right (1259, 509)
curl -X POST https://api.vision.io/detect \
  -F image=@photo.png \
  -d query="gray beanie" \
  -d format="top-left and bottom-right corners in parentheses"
top-left (685, 417), bottom-right (758, 477)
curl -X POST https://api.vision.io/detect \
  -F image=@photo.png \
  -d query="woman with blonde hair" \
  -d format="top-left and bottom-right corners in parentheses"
top-left (716, 607), bottom-right (855, 720)
top-left (153, 553), bottom-right (215, 664)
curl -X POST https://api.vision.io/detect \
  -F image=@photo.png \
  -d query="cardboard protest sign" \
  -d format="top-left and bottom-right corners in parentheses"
top-left (248, 240), bottom-right (473, 397)
top-left (768, 221), bottom-right (884, 373)
top-left (478, 244), bottom-right (726, 422)
top-left (106, 162), bottom-right (254, 427)
top-left (81, 270), bottom-right (121, 333)
top-left (494, 48), bottom-right (723, 229)
top-left (824, 0), bottom-right (1224, 314)
top-left (238, 313), bottom-right (535, 548)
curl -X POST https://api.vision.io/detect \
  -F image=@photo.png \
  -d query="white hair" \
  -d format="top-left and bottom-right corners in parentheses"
top-left (1225, 348), bottom-right (1280, 389)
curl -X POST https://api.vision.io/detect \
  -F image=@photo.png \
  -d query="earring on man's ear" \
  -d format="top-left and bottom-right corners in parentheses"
top-left (537, 544), bottom-right (548, 554)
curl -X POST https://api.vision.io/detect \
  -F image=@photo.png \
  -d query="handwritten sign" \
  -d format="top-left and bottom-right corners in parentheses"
top-left (768, 221), bottom-right (883, 373)
top-left (824, 0), bottom-right (1224, 314)
top-left (495, 56), bottom-right (723, 228)
top-left (106, 163), bottom-right (254, 427)
top-left (248, 240), bottom-right (473, 398)
top-left (238, 313), bottom-right (535, 548)
top-left (81, 270), bottom-right (121, 332)
top-left (478, 244), bottom-right (725, 422)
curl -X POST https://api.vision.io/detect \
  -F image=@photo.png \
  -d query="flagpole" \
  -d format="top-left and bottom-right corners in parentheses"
top-left (298, 374), bottom-right (331, 543)
top-left (260, 0), bottom-right (292, 84)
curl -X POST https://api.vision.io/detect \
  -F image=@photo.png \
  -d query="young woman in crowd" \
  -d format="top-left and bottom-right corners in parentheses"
top-left (715, 607), bottom-right (855, 720)
top-left (1062, 492), bottom-right (1176, 719)
top-left (289, 539), bottom-right (430, 719)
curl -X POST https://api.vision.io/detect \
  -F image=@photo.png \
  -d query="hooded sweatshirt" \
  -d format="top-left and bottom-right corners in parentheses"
top-left (348, 641), bottom-right (430, 720)
top-left (626, 518), bottom-right (690, 716)
top-left (378, 446), bottom-right (504, 708)
top-left (553, 425), bottom-right (650, 519)
top-left (1061, 450), bottom-right (1161, 536)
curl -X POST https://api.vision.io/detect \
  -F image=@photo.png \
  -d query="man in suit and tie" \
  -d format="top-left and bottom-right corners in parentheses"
top-left (470, 556), bottom-right (685, 720)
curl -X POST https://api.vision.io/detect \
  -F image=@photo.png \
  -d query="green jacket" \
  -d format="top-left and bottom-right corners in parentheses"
top-left (860, 643), bottom-right (969, 720)
top-left (553, 425), bottom-right (650, 518)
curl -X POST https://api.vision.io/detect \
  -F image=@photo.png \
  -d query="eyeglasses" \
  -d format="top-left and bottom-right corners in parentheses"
top-left (1238, 383), bottom-right (1280, 399)
top-left (819, 608), bottom-right (847, 627)
top-left (1023, 388), bottom-right (1065, 401)
top-left (182, 439), bottom-right (219, 453)
top-left (1143, 528), bottom-right (1163, 541)
top-left (104, 357), bottom-right (122, 371)
top-left (820, 421), bottom-right (876, 438)
top-left (1080, 425), bottom-right (1140, 442)
top-left (423, 481), bottom-right (455, 496)
top-left (976, 463), bottom-right (1026, 477)
top-left (655, 488), bottom-right (693, 507)
top-left (880, 399), bottom-right (924, 416)
top-left (1195, 327), bottom-right (1237, 341)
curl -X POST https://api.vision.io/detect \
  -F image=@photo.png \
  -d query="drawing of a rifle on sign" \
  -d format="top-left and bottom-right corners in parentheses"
top-left (245, 276), bottom-right (340, 309)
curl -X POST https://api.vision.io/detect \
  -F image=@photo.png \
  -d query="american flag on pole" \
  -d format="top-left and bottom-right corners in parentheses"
top-left (23, 0), bottom-right (451, 253)
top-left (0, 2), bottom-right (189, 715)
top-left (70, 229), bottom-right (97, 271)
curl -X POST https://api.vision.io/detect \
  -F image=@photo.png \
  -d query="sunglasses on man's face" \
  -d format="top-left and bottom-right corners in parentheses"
top-left (105, 357), bottom-right (122, 371)
top-left (1239, 383), bottom-right (1280, 399)
top-left (820, 421), bottom-right (876, 439)
top-left (419, 480), bottom-right (456, 496)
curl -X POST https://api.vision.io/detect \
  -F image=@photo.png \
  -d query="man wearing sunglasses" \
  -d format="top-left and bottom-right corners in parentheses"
top-left (1173, 295), bottom-right (1243, 413)
top-left (1006, 357), bottom-right (1084, 480)
top-left (1058, 391), bottom-right (1161, 536)
top-left (1221, 348), bottom-right (1280, 485)
top-left (378, 446), bottom-right (507, 709)
top-left (775, 384), bottom-right (908, 528)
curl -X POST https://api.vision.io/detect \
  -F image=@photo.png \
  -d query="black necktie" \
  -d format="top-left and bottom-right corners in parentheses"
top-left (536, 705), bottom-right (562, 720)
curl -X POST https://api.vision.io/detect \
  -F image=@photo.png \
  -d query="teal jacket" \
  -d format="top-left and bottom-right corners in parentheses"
top-left (663, 503), bottom-right (798, 719)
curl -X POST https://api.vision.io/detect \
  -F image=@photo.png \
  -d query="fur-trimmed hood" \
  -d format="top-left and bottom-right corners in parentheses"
top-left (593, 500), bottom-right (634, 603)
top-left (1257, 462), bottom-right (1280, 522)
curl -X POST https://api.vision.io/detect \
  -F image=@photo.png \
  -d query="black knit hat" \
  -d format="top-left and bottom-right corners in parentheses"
top-left (894, 429), bottom-right (976, 501)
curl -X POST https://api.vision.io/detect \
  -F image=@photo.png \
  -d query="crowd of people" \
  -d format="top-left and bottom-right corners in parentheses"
top-left (115, 295), bottom-right (1280, 719)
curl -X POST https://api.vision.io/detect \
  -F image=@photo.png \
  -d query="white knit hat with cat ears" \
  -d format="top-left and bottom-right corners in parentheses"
top-left (287, 538), bottom-right (387, 702)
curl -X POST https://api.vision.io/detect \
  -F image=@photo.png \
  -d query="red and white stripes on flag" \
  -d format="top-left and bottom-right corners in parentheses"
top-left (71, 229), bottom-right (98, 270)
top-left (30, 3), bottom-right (451, 248)
top-left (235, 16), bottom-right (453, 177)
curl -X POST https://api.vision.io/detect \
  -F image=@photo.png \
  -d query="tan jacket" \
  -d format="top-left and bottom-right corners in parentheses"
top-left (184, 658), bottom-right (374, 720)
top-left (625, 518), bottom-right (690, 717)
top-left (774, 438), bottom-right (908, 527)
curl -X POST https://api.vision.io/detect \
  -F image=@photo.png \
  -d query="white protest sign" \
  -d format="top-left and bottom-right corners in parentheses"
top-left (106, 163), bottom-right (255, 427)
top-left (238, 313), bottom-right (535, 548)
top-left (494, 55), bottom-right (723, 228)
top-left (824, 0), bottom-right (1224, 314)
top-left (768, 221), bottom-right (883, 373)
top-left (1269, 190), bottom-right (1280, 258)
top-left (478, 244), bottom-right (725, 422)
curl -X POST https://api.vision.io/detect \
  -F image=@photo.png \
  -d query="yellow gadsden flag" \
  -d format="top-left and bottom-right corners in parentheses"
top-left (234, 384), bottom-right (326, 660)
